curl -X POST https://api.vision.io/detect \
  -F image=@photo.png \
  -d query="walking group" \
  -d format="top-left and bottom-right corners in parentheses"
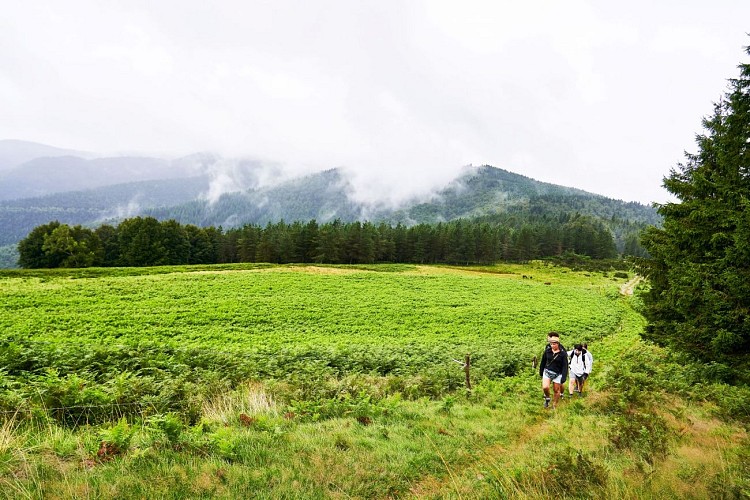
top-left (538, 331), bottom-right (593, 409)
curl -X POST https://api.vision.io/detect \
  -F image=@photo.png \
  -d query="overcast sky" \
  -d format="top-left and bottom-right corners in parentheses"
top-left (1, 1), bottom-right (749, 205)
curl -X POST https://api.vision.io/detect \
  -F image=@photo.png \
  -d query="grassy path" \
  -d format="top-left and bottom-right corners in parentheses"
top-left (401, 290), bottom-right (749, 499)
top-left (401, 296), bottom-right (644, 499)
top-left (619, 275), bottom-right (643, 296)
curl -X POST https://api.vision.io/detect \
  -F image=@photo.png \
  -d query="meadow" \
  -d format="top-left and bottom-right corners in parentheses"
top-left (0, 263), bottom-right (747, 498)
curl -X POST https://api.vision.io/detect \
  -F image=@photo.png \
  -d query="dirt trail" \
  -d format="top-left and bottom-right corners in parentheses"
top-left (619, 275), bottom-right (643, 295)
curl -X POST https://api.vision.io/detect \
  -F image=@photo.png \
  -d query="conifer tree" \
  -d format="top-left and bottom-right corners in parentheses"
top-left (637, 46), bottom-right (750, 369)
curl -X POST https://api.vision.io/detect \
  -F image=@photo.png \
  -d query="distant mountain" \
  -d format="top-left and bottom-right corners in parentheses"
top-left (0, 155), bottom-right (210, 200)
top-left (389, 166), bottom-right (661, 226)
top-left (0, 140), bottom-right (660, 267)
top-left (0, 164), bottom-right (660, 249)
top-left (146, 164), bottom-right (659, 230)
top-left (0, 139), bottom-right (93, 172)
top-left (0, 176), bottom-right (210, 246)
top-left (147, 169), bottom-right (363, 227)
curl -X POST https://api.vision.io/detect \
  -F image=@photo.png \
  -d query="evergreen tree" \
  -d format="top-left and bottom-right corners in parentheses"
top-left (235, 224), bottom-right (261, 262)
top-left (376, 222), bottom-right (396, 262)
top-left (315, 219), bottom-right (343, 263)
top-left (186, 224), bottom-right (216, 264)
top-left (637, 46), bottom-right (750, 368)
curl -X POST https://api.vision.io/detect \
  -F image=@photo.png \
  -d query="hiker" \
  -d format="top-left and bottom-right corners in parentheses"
top-left (581, 342), bottom-right (594, 392)
top-left (544, 332), bottom-right (566, 353)
top-left (539, 332), bottom-right (568, 408)
top-left (543, 332), bottom-right (568, 399)
top-left (568, 344), bottom-right (590, 396)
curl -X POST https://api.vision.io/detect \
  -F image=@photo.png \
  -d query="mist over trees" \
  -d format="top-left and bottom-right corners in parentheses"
top-left (17, 214), bottom-right (620, 269)
top-left (637, 46), bottom-right (750, 373)
top-left (1, 163), bottom-right (656, 267)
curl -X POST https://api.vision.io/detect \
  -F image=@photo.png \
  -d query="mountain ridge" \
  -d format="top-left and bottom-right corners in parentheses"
top-left (0, 139), bottom-right (94, 172)
top-left (0, 141), bottom-right (659, 267)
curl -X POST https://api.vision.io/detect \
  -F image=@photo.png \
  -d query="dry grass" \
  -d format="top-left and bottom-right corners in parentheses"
top-left (201, 383), bottom-right (278, 424)
top-left (409, 265), bottom-right (514, 278)
top-left (270, 265), bottom-right (360, 275)
top-left (0, 416), bottom-right (21, 457)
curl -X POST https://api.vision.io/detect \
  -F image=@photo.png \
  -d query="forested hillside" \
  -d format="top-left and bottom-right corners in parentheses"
top-left (147, 169), bottom-right (364, 228)
top-left (0, 177), bottom-right (210, 246)
top-left (146, 165), bottom-right (656, 255)
top-left (388, 165), bottom-right (656, 223)
top-left (1, 152), bottom-right (659, 268)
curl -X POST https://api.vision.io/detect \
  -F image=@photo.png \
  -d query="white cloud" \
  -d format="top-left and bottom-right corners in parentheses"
top-left (1, 0), bottom-right (749, 205)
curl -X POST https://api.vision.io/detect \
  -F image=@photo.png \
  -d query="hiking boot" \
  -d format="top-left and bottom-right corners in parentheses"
top-left (544, 398), bottom-right (550, 409)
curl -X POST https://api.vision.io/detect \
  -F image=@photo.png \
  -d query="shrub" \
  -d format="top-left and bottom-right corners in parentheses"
top-left (543, 446), bottom-right (608, 495)
top-left (35, 370), bottom-right (112, 426)
top-left (97, 417), bottom-right (134, 459)
top-left (147, 413), bottom-right (184, 448)
top-left (598, 346), bottom-right (671, 463)
top-left (209, 427), bottom-right (239, 462)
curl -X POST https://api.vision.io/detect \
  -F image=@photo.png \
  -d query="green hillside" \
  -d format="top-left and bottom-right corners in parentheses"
top-left (0, 263), bottom-right (746, 497)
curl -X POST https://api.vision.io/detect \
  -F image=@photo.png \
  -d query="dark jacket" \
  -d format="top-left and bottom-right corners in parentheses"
top-left (539, 345), bottom-right (568, 383)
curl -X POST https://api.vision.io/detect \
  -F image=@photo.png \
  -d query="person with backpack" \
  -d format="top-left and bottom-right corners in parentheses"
top-left (539, 332), bottom-right (568, 408)
top-left (567, 344), bottom-right (590, 396)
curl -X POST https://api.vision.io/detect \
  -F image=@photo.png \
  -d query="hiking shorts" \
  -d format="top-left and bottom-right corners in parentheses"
top-left (574, 373), bottom-right (585, 383)
top-left (543, 369), bottom-right (562, 384)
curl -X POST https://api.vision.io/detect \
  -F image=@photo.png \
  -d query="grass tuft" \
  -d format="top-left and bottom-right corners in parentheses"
top-left (201, 383), bottom-right (278, 425)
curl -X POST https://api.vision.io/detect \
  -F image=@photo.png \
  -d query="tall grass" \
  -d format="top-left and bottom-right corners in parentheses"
top-left (0, 264), bottom-right (748, 497)
top-left (201, 383), bottom-right (278, 424)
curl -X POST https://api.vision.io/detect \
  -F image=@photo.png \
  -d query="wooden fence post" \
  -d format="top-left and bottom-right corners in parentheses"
top-left (464, 354), bottom-right (471, 394)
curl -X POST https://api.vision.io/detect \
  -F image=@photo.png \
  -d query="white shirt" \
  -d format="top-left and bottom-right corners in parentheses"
top-left (569, 350), bottom-right (591, 376)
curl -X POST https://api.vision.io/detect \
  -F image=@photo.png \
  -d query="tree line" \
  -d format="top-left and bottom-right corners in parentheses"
top-left (17, 214), bottom-right (620, 269)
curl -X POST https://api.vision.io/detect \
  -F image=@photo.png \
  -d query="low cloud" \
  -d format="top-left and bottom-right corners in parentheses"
top-left (201, 157), bottom-right (286, 204)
